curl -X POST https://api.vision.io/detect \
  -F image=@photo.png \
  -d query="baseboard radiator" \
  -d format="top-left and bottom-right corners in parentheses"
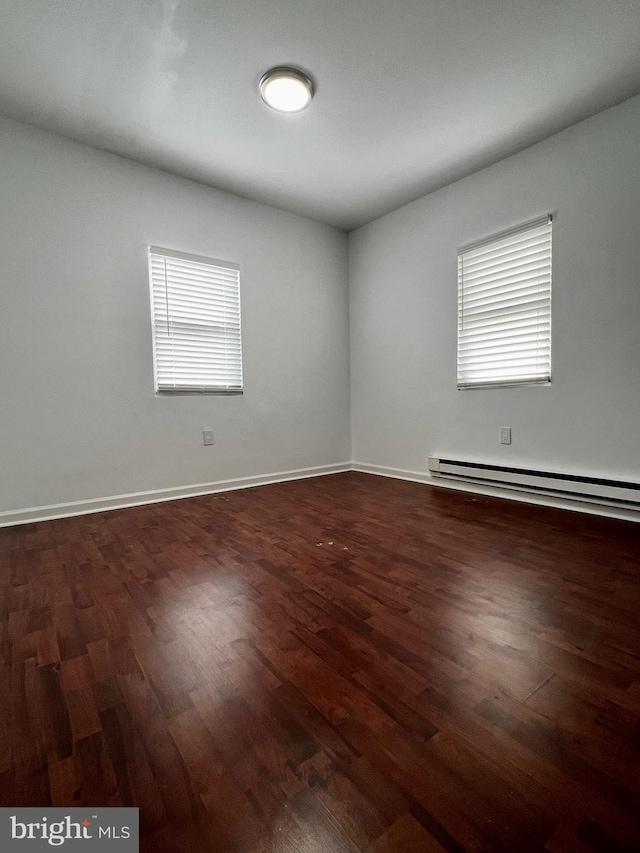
top-left (427, 457), bottom-right (640, 508)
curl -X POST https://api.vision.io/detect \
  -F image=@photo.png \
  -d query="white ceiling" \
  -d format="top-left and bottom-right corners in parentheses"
top-left (2, 0), bottom-right (640, 230)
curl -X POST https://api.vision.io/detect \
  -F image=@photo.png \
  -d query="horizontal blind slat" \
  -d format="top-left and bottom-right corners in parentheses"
top-left (461, 362), bottom-right (550, 376)
top-left (458, 353), bottom-right (550, 369)
top-left (457, 318), bottom-right (550, 339)
top-left (459, 341), bottom-right (550, 358)
top-left (155, 329), bottom-right (242, 344)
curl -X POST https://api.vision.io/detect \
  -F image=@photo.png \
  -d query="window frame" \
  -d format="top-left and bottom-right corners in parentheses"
top-left (456, 215), bottom-right (552, 391)
top-left (148, 246), bottom-right (243, 396)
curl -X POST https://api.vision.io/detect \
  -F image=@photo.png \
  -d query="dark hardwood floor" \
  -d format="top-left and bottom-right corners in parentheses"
top-left (1, 472), bottom-right (640, 852)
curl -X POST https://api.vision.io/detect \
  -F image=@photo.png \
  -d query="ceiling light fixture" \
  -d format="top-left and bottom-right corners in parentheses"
top-left (259, 67), bottom-right (314, 113)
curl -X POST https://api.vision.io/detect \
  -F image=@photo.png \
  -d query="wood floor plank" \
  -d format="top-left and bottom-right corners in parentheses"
top-left (1, 472), bottom-right (639, 850)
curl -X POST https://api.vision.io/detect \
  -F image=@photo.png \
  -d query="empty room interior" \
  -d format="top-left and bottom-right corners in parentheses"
top-left (2, 1), bottom-right (640, 851)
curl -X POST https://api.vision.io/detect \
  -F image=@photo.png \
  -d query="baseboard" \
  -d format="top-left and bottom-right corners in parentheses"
top-left (351, 462), bottom-right (640, 523)
top-left (4, 459), bottom-right (639, 528)
top-left (0, 463), bottom-right (352, 528)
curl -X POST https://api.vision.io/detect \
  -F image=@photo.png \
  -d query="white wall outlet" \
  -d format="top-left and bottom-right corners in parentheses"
top-left (499, 426), bottom-right (511, 445)
top-left (203, 430), bottom-right (214, 446)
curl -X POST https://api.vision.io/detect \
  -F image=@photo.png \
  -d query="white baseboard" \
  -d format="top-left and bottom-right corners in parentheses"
top-left (351, 461), bottom-right (640, 523)
top-left (0, 463), bottom-right (351, 528)
top-left (3, 460), bottom-right (638, 528)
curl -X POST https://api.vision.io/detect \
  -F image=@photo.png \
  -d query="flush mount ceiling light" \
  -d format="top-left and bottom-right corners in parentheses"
top-left (259, 67), bottom-right (314, 113)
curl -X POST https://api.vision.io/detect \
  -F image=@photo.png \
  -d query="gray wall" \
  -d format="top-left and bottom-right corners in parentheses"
top-left (349, 95), bottom-right (640, 481)
top-left (0, 118), bottom-right (350, 513)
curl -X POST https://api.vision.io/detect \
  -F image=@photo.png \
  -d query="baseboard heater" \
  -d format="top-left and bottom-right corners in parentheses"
top-left (427, 457), bottom-right (640, 507)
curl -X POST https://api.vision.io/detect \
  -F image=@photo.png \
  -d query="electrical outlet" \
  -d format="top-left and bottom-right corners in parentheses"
top-left (499, 426), bottom-right (511, 445)
top-left (203, 430), bottom-right (214, 446)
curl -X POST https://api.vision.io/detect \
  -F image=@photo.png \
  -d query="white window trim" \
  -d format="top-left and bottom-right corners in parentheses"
top-left (457, 215), bottom-right (552, 390)
top-left (148, 246), bottom-right (243, 395)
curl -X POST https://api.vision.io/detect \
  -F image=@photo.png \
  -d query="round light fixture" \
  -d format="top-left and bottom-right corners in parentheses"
top-left (259, 67), bottom-right (314, 113)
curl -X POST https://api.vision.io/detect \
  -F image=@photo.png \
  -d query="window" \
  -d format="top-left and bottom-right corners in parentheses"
top-left (457, 216), bottom-right (552, 389)
top-left (149, 247), bottom-right (243, 394)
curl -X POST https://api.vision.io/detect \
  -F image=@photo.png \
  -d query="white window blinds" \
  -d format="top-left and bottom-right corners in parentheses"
top-left (457, 216), bottom-right (552, 389)
top-left (149, 248), bottom-right (243, 393)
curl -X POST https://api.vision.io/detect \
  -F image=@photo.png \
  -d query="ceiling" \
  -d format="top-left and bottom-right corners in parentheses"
top-left (1, 0), bottom-right (640, 231)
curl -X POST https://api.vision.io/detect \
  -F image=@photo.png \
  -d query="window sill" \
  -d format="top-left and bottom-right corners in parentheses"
top-left (155, 389), bottom-right (244, 396)
top-left (457, 379), bottom-right (551, 390)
